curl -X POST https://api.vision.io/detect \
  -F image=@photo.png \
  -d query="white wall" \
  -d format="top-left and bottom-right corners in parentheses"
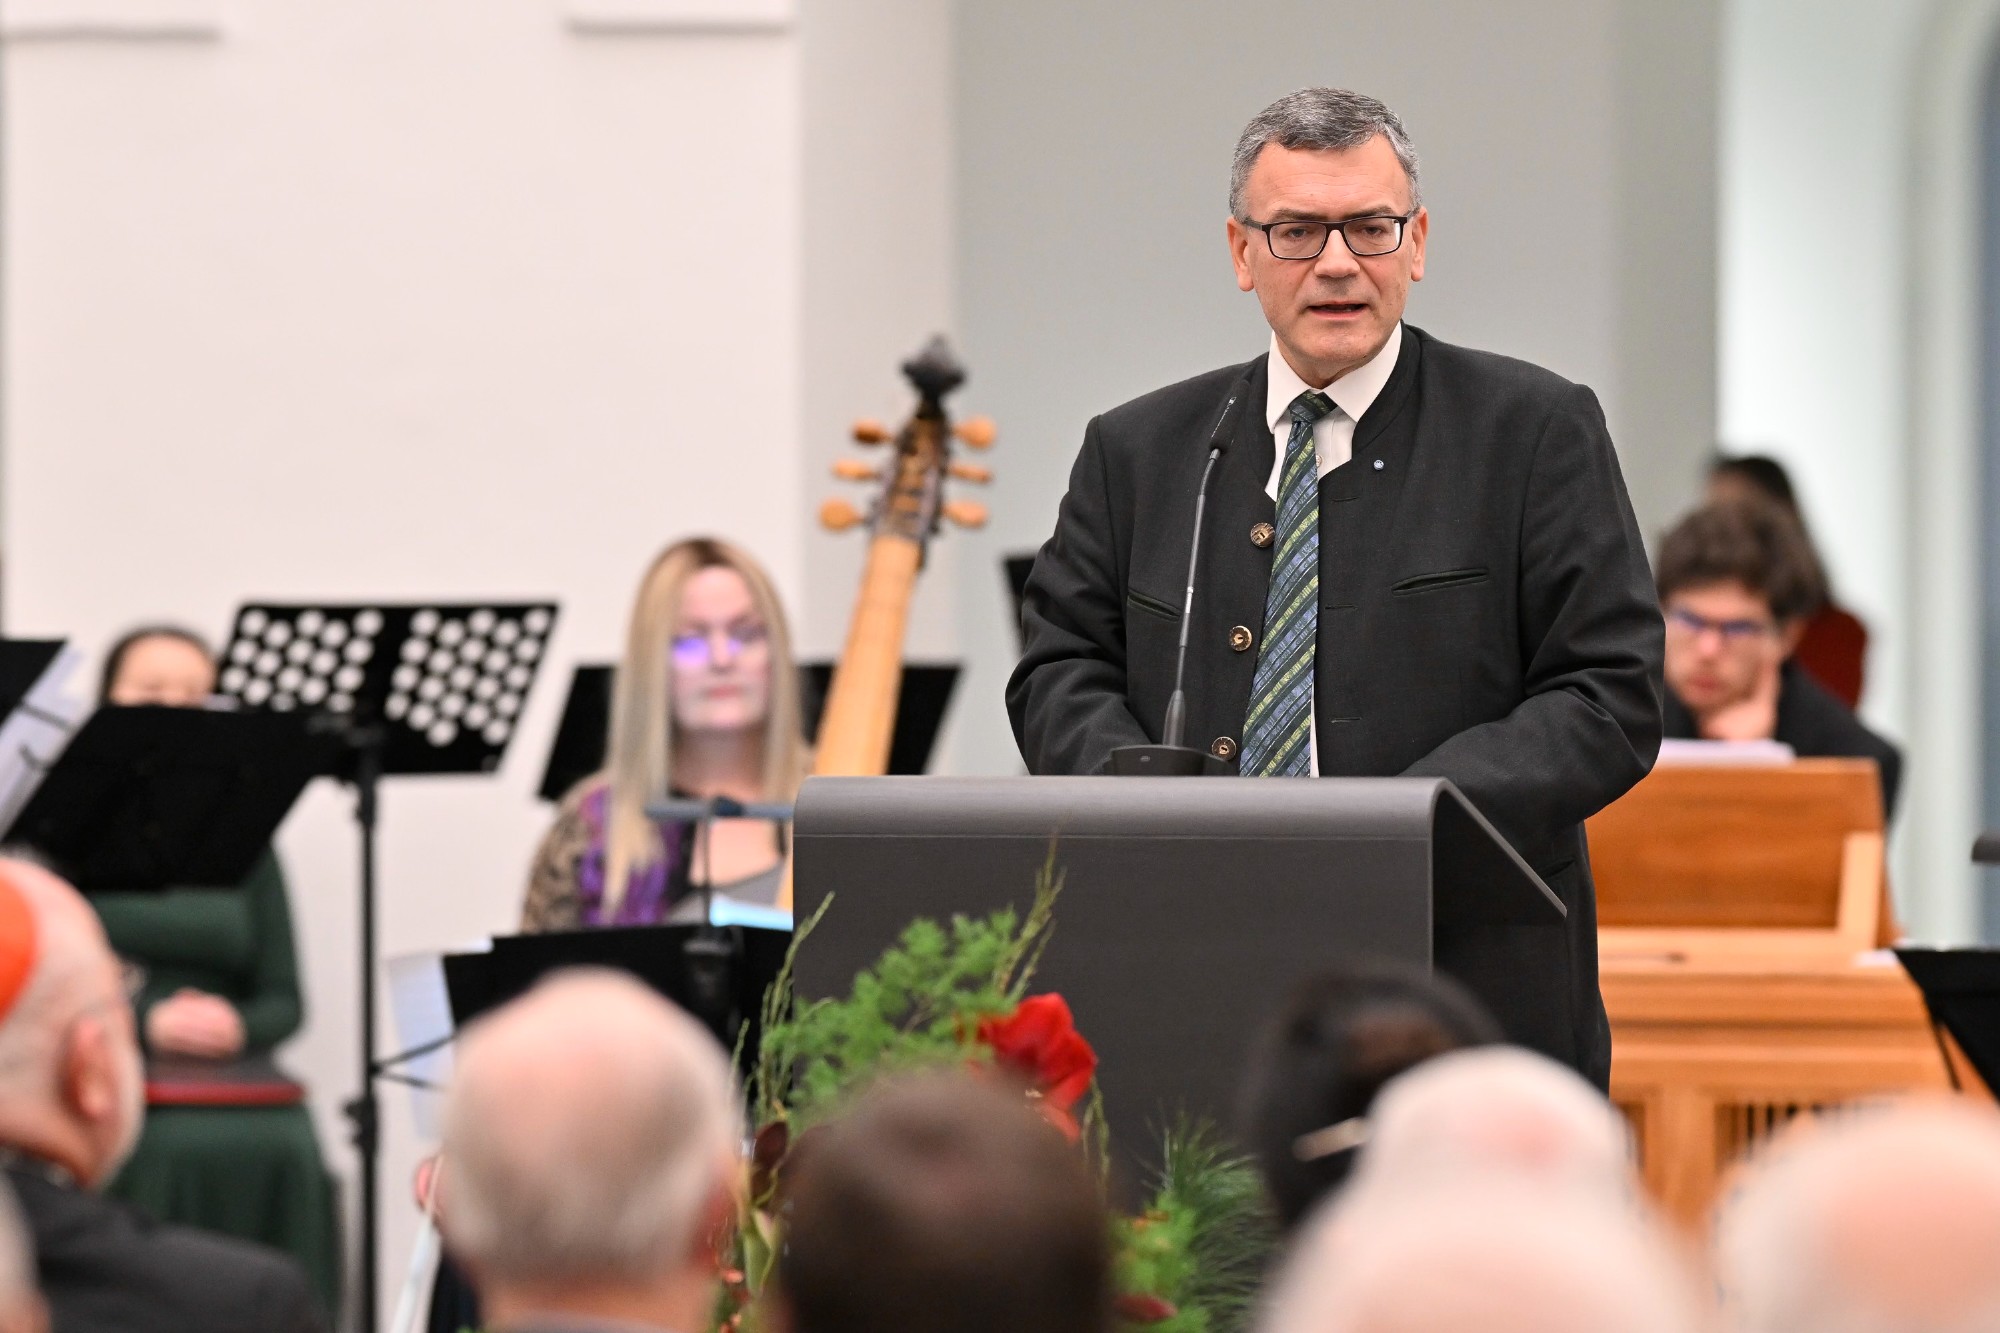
top-left (795, 0), bottom-right (958, 673)
top-left (946, 0), bottom-right (1720, 777)
top-left (1719, 0), bottom-right (1929, 742)
top-left (1716, 0), bottom-right (1962, 931)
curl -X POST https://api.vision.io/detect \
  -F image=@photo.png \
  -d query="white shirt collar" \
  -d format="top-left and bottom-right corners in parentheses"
top-left (1264, 322), bottom-right (1404, 431)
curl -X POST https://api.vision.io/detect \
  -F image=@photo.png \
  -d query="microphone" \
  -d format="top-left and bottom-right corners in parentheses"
top-left (1110, 374), bottom-right (1253, 777)
top-left (1162, 380), bottom-right (1250, 747)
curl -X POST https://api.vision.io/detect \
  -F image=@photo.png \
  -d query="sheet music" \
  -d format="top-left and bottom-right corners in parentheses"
top-left (1654, 737), bottom-right (1797, 766)
top-left (385, 944), bottom-right (488, 1142)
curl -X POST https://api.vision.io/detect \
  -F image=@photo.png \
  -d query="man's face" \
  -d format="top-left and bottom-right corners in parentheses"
top-left (1227, 135), bottom-right (1427, 387)
top-left (1662, 581), bottom-right (1787, 718)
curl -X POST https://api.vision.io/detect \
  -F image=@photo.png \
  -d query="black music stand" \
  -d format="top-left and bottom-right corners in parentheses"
top-left (793, 775), bottom-right (1561, 1187)
top-left (0, 639), bottom-right (84, 830)
top-left (439, 923), bottom-right (793, 1059)
top-left (4, 706), bottom-right (335, 892)
top-left (216, 600), bottom-right (558, 1333)
top-left (1895, 948), bottom-right (2000, 1094)
top-left (0, 639), bottom-right (70, 722)
top-left (535, 660), bottom-right (960, 802)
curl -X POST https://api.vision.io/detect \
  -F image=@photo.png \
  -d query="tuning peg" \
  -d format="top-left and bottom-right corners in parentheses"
top-left (852, 419), bottom-right (892, 444)
top-left (819, 498), bottom-right (865, 532)
top-left (942, 500), bottom-right (989, 529)
top-left (948, 462), bottom-right (993, 485)
top-left (954, 416), bottom-right (997, 450)
top-left (832, 459), bottom-right (881, 482)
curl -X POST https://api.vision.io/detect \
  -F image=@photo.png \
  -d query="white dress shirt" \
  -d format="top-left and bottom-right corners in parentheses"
top-left (1260, 322), bottom-right (1403, 775)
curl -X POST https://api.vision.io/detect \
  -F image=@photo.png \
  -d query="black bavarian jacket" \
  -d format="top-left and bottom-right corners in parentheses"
top-left (1006, 324), bottom-right (1665, 1088)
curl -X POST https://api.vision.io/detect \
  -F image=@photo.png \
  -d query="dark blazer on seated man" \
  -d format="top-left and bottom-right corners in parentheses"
top-left (9, 1159), bottom-right (325, 1333)
top-left (1008, 89), bottom-right (1663, 1092)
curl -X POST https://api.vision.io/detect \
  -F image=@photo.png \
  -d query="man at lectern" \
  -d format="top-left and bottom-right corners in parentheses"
top-left (1007, 88), bottom-right (1663, 1089)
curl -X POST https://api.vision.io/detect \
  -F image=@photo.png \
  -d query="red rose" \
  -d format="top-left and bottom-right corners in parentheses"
top-left (1114, 1292), bottom-right (1179, 1323)
top-left (977, 994), bottom-right (1098, 1136)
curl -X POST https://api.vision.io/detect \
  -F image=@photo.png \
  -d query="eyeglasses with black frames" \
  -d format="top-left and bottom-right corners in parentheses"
top-left (1240, 212), bottom-right (1417, 261)
top-left (1664, 607), bottom-right (1777, 645)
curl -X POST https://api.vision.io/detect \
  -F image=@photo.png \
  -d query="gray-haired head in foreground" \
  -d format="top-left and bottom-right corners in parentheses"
top-left (440, 968), bottom-right (741, 1289)
top-left (1230, 88), bottom-right (1421, 220)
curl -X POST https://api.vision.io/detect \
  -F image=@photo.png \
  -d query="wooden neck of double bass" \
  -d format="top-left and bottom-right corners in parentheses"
top-left (812, 534), bottom-right (921, 776)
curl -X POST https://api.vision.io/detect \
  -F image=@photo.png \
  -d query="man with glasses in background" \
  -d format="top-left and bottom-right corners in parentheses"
top-left (1658, 501), bottom-right (1901, 817)
top-left (1009, 87), bottom-right (1663, 1090)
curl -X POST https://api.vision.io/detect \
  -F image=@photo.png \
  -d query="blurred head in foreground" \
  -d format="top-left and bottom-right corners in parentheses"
top-left (1239, 960), bottom-right (1500, 1229)
top-left (776, 1072), bottom-right (1113, 1333)
top-left (440, 968), bottom-right (741, 1332)
top-left (1348, 1046), bottom-right (1634, 1205)
top-left (1260, 1177), bottom-right (1707, 1333)
top-left (1715, 1097), bottom-right (2000, 1333)
top-left (0, 857), bottom-right (145, 1192)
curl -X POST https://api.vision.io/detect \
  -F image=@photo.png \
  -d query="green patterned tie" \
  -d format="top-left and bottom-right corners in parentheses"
top-left (1241, 389), bottom-right (1335, 776)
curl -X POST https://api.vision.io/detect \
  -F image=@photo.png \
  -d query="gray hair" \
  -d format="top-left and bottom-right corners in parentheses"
top-left (1715, 1099), bottom-right (2000, 1333)
top-left (1343, 1047), bottom-right (1635, 1211)
top-left (1263, 1178), bottom-right (1704, 1333)
top-left (1229, 88), bottom-right (1422, 219)
top-left (441, 969), bottom-right (742, 1289)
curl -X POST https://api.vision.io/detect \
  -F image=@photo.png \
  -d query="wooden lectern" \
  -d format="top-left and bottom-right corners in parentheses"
top-left (1590, 759), bottom-right (1975, 1226)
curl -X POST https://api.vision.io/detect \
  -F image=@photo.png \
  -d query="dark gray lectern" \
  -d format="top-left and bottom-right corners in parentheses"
top-left (792, 776), bottom-right (1561, 1182)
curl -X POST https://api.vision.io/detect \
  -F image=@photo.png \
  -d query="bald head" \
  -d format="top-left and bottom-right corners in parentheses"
top-left (1717, 1098), bottom-right (2000, 1333)
top-left (0, 856), bottom-right (143, 1188)
top-left (441, 968), bottom-right (741, 1292)
top-left (1262, 1180), bottom-right (1705, 1333)
top-left (1350, 1047), bottom-right (1633, 1203)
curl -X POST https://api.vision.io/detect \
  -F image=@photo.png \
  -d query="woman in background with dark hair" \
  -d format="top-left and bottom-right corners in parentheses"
top-left (1239, 961), bottom-right (1501, 1232)
top-left (88, 626), bottom-right (339, 1319)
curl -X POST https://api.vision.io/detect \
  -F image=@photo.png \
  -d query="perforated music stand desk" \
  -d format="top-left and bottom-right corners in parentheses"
top-left (1896, 948), bottom-right (2000, 1094)
top-left (793, 775), bottom-right (1561, 1184)
top-left (4, 706), bottom-right (334, 892)
top-left (215, 599), bottom-right (559, 1333)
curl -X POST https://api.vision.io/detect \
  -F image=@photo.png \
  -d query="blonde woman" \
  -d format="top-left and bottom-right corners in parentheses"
top-left (521, 537), bottom-right (809, 930)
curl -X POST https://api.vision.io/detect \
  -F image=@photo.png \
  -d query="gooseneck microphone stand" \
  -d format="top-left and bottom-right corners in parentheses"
top-left (646, 796), bottom-right (796, 1044)
top-left (1110, 375), bottom-right (1252, 777)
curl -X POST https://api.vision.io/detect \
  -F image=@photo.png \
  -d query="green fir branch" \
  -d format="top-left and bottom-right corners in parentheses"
top-left (1115, 1119), bottom-right (1279, 1333)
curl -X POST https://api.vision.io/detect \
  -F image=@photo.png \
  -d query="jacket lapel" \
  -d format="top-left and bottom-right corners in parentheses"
top-left (1189, 356), bottom-right (1276, 748)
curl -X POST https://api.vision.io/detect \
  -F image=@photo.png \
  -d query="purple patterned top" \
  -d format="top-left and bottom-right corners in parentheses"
top-left (571, 783), bottom-right (688, 927)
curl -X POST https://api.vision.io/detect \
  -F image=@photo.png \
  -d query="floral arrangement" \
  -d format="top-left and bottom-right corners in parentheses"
top-left (721, 861), bottom-right (1277, 1333)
